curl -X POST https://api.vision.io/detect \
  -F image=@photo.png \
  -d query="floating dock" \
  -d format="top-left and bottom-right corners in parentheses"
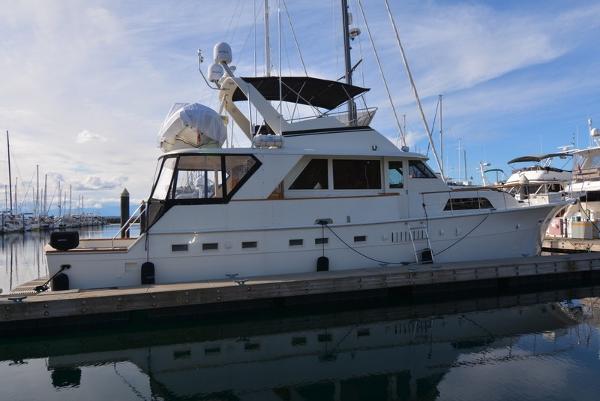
top-left (2, 252), bottom-right (600, 334)
top-left (543, 237), bottom-right (600, 253)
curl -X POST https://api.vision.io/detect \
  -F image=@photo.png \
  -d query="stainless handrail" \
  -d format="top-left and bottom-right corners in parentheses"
top-left (111, 201), bottom-right (145, 248)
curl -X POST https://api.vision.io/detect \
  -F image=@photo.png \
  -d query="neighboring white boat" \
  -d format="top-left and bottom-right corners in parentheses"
top-left (43, 37), bottom-right (565, 290)
top-left (566, 123), bottom-right (600, 217)
top-left (501, 153), bottom-right (571, 206)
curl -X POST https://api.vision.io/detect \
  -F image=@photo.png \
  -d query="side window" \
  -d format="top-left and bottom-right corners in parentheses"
top-left (388, 161), bottom-right (404, 188)
top-left (333, 160), bottom-right (381, 189)
top-left (444, 197), bottom-right (493, 210)
top-left (409, 160), bottom-right (436, 178)
top-left (224, 155), bottom-right (258, 196)
top-left (290, 159), bottom-right (329, 190)
top-left (174, 155), bottom-right (224, 199)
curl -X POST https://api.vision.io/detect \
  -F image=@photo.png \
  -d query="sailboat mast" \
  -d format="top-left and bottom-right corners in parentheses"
top-left (14, 177), bottom-right (18, 214)
top-left (264, 0), bottom-right (271, 77)
top-left (43, 174), bottom-right (47, 216)
top-left (341, 0), bottom-right (357, 126)
top-left (58, 181), bottom-right (62, 217)
top-left (6, 131), bottom-right (12, 213)
top-left (439, 94), bottom-right (444, 178)
top-left (36, 164), bottom-right (39, 217)
top-left (69, 184), bottom-right (72, 217)
top-left (463, 148), bottom-right (467, 182)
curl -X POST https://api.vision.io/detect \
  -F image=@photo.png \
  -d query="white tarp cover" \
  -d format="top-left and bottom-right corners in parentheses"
top-left (158, 102), bottom-right (227, 152)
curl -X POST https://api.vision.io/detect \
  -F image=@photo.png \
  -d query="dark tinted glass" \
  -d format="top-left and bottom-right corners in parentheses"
top-left (409, 160), bottom-right (436, 178)
top-left (444, 197), bottom-right (494, 210)
top-left (333, 160), bottom-right (381, 189)
top-left (290, 159), bottom-right (329, 190)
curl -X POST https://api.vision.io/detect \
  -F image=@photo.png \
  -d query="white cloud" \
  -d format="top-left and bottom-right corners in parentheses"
top-left (72, 176), bottom-right (128, 191)
top-left (76, 130), bottom-right (107, 144)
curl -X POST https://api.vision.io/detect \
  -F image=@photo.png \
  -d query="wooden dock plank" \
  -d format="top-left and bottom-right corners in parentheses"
top-left (1, 253), bottom-right (600, 325)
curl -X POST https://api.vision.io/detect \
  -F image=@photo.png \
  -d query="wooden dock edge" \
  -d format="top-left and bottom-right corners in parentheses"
top-left (1, 253), bottom-right (600, 330)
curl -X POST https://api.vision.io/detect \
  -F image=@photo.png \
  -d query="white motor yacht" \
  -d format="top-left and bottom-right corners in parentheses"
top-left (43, 40), bottom-right (565, 291)
top-left (502, 153), bottom-right (571, 206)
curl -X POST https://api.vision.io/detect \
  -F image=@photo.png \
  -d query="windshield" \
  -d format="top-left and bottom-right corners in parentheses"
top-left (152, 158), bottom-right (176, 200)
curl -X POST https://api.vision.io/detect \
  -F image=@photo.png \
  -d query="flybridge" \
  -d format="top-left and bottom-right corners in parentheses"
top-left (231, 76), bottom-right (369, 110)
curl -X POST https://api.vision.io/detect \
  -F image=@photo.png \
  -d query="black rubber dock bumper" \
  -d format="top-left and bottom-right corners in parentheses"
top-left (1, 253), bottom-right (600, 335)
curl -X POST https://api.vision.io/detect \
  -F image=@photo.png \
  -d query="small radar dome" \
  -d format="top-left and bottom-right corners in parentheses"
top-left (213, 42), bottom-right (232, 65)
top-left (591, 127), bottom-right (600, 137)
top-left (207, 63), bottom-right (224, 82)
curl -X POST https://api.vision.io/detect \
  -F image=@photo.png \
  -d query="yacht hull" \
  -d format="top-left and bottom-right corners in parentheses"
top-left (46, 203), bottom-right (561, 290)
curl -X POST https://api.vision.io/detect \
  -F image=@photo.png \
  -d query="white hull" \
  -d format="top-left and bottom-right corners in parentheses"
top-left (47, 201), bottom-right (559, 290)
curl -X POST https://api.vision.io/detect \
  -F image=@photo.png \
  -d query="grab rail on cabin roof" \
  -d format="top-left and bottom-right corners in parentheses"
top-left (111, 201), bottom-right (145, 248)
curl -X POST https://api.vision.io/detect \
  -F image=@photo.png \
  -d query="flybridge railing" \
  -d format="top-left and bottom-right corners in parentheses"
top-left (286, 107), bottom-right (377, 126)
top-left (111, 201), bottom-right (145, 248)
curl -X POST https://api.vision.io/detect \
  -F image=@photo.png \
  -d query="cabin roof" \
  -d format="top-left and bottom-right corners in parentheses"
top-left (160, 146), bottom-right (427, 160)
top-left (231, 76), bottom-right (369, 110)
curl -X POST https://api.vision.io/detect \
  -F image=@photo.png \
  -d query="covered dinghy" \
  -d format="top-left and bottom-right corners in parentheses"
top-left (158, 103), bottom-right (227, 152)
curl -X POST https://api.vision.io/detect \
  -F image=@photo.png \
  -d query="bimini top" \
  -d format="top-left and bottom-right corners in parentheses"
top-left (231, 76), bottom-right (369, 110)
top-left (508, 152), bottom-right (570, 164)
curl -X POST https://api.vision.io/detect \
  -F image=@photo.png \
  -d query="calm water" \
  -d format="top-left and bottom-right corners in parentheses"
top-left (0, 224), bottom-right (140, 294)
top-left (2, 231), bottom-right (600, 400)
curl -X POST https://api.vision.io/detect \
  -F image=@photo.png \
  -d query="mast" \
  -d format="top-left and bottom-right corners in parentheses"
top-left (383, 0), bottom-right (444, 180)
top-left (14, 177), bottom-right (18, 214)
top-left (264, 0), bottom-right (271, 77)
top-left (43, 174), bottom-right (47, 216)
top-left (463, 148), bottom-right (467, 182)
top-left (36, 164), bottom-right (39, 218)
top-left (439, 94), bottom-right (444, 178)
top-left (341, 0), bottom-right (357, 125)
top-left (6, 131), bottom-right (12, 213)
top-left (58, 181), bottom-right (62, 217)
top-left (457, 138), bottom-right (462, 182)
top-left (69, 184), bottom-right (72, 217)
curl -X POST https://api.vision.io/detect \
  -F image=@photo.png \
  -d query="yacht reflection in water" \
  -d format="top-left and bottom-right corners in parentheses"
top-left (5, 297), bottom-right (583, 401)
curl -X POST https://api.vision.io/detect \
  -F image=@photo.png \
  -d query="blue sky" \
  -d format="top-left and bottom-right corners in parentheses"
top-left (1, 0), bottom-right (599, 215)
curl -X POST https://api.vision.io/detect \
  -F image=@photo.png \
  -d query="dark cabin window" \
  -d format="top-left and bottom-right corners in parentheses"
top-left (409, 160), bottom-right (436, 178)
top-left (388, 161), bottom-right (404, 188)
top-left (242, 241), bottom-right (257, 249)
top-left (333, 160), bottom-right (381, 189)
top-left (444, 198), bottom-right (494, 211)
top-left (290, 159), bottom-right (329, 190)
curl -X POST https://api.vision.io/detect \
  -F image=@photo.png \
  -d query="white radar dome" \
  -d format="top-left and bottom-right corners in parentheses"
top-left (213, 42), bottom-right (232, 65)
top-left (207, 63), bottom-right (224, 82)
top-left (591, 127), bottom-right (600, 137)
